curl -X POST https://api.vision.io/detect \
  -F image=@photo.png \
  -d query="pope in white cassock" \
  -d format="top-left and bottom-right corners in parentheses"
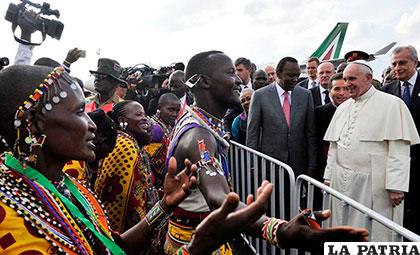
top-left (323, 61), bottom-right (420, 241)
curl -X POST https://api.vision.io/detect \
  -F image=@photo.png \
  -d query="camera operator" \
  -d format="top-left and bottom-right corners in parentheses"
top-left (13, 9), bottom-right (37, 65)
top-left (85, 58), bottom-right (127, 113)
top-left (124, 65), bottom-right (175, 116)
top-left (8, 0), bottom-right (64, 65)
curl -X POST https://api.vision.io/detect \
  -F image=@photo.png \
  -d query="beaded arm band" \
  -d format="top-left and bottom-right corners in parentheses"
top-left (262, 217), bottom-right (287, 247)
top-left (195, 139), bottom-right (224, 184)
top-left (145, 200), bottom-right (172, 228)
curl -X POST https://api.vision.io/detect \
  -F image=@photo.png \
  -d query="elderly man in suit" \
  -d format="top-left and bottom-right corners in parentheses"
top-left (310, 62), bottom-right (335, 107)
top-left (247, 57), bottom-right (317, 177)
top-left (381, 45), bottom-right (420, 234)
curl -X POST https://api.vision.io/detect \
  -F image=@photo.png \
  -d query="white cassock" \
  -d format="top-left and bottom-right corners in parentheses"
top-left (323, 86), bottom-right (420, 241)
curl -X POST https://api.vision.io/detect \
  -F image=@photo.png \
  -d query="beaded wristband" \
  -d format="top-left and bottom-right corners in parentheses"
top-left (176, 244), bottom-right (191, 255)
top-left (145, 200), bottom-right (172, 228)
top-left (262, 217), bottom-right (287, 247)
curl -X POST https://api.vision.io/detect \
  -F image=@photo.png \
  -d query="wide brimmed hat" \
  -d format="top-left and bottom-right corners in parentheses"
top-left (89, 58), bottom-right (127, 84)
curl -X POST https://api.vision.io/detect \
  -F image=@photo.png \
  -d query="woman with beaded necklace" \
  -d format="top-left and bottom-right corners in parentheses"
top-left (0, 65), bottom-right (199, 254)
top-left (94, 100), bottom-right (158, 233)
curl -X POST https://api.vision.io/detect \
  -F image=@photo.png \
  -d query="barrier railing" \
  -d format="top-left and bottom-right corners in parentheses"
top-left (229, 141), bottom-right (297, 255)
top-left (229, 142), bottom-right (420, 255)
top-left (295, 175), bottom-right (420, 242)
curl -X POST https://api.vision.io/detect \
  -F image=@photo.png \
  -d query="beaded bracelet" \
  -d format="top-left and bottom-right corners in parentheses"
top-left (145, 200), bottom-right (172, 228)
top-left (262, 217), bottom-right (287, 247)
top-left (176, 244), bottom-right (191, 255)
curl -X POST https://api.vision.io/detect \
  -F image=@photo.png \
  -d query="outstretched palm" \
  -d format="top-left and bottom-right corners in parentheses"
top-left (162, 157), bottom-right (197, 211)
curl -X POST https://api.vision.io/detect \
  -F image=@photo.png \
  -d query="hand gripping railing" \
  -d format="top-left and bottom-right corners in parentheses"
top-left (296, 174), bottom-right (420, 242)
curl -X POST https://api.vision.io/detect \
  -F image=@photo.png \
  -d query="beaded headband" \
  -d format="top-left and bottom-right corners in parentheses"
top-left (13, 66), bottom-right (78, 128)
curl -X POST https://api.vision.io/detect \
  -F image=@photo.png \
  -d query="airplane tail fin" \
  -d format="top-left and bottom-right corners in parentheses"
top-left (367, 42), bottom-right (397, 61)
top-left (373, 42), bottom-right (397, 56)
top-left (310, 22), bottom-right (348, 61)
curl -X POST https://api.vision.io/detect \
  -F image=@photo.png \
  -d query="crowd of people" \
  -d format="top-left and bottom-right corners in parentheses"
top-left (235, 47), bottom-right (420, 241)
top-left (1, 20), bottom-right (419, 254)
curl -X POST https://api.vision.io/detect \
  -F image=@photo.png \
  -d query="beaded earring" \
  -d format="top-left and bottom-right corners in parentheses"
top-left (0, 135), bottom-right (10, 151)
top-left (119, 122), bottom-right (128, 130)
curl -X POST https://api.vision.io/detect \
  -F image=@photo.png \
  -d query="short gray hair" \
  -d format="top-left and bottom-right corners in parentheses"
top-left (240, 88), bottom-right (254, 98)
top-left (392, 45), bottom-right (418, 61)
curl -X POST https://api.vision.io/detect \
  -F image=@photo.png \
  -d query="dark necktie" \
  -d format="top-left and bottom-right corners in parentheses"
top-left (402, 81), bottom-right (411, 105)
top-left (323, 90), bottom-right (331, 104)
top-left (311, 81), bottom-right (316, 88)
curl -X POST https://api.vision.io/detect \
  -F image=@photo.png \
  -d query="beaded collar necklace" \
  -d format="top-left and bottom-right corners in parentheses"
top-left (186, 106), bottom-right (229, 148)
top-left (3, 153), bottom-right (125, 254)
top-left (191, 106), bottom-right (224, 137)
top-left (152, 115), bottom-right (170, 137)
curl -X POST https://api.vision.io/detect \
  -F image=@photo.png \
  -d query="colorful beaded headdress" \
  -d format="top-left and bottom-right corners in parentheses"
top-left (12, 66), bottom-right (78, 159)
top-left (14, 66), bottom-right (69, 128)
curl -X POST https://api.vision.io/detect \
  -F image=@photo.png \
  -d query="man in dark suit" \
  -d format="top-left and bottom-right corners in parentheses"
top-left (297, 57), bottom-right (320, 89)
top-left (247, 57), bottom-right (317, 177)
top-left (310, 62), bottom-right (335, 108)
top-left (381, 45), bottom-right (420, 234)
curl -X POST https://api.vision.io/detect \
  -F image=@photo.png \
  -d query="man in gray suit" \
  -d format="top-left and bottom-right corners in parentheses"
top-left (247, 57), bottom-right (317, 177)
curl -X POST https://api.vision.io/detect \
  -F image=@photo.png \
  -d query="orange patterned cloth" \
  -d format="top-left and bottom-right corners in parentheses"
top-left (94, 131), bottom-right (157, 233)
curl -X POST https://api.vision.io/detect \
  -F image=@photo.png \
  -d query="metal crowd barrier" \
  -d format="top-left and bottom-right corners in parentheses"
top-left (296, 175), bottom-right (420, 242)
top-left (228, 141), bottom-right (420, 255)
top-left (229, 141), bottom-right (297, 255)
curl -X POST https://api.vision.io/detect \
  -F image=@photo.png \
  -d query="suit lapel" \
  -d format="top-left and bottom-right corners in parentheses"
top-left (290, 87), bottom-right (302, 128)
top-left (410, 71), bottom-right (420, 104)
top-left (316, 86), bottom-right (321, 106)
top-left (392, 81), bottom-right (401, 97)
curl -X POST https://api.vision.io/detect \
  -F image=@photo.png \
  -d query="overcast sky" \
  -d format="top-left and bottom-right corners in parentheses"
top-left (1, 0), bottom-right (420, 80)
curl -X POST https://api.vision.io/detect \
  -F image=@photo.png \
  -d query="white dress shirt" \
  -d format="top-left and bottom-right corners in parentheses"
top-left (400, 71), bottom-right (417, 97)
top-left (275, 82), bottom-right (292, 106)
top-left (307, 78), bottom-right (318, 89)
top-left (240, 80), bottom-right (253, 92)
